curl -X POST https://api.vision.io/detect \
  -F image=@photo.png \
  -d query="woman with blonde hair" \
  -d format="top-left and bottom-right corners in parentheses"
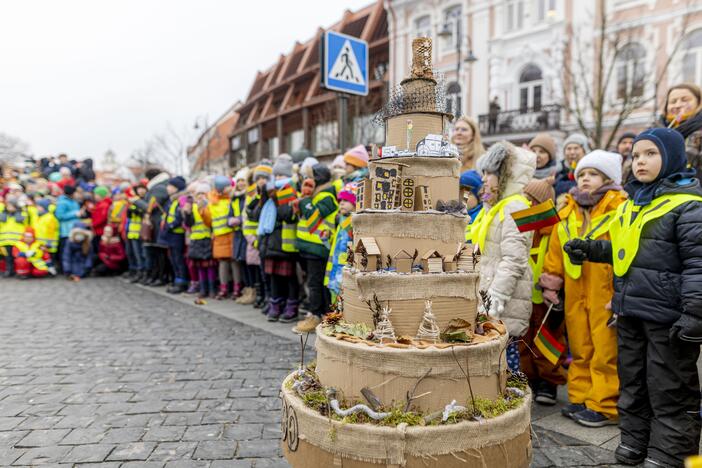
top-left (451, 116), bottom-right (485, 171)
top-left (657, 82), bottom-right (702, 180)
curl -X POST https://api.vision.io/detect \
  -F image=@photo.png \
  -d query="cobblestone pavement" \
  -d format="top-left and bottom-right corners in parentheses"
top-left (0, 278), bottom-right (628, 467)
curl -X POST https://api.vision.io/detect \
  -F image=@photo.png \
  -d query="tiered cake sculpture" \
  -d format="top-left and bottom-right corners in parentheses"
top-left (280, 38), bottom-right (532, 468)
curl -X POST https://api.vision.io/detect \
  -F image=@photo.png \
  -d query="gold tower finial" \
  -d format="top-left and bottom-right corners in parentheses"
top-left (410, 37), bottom-right (434, 80)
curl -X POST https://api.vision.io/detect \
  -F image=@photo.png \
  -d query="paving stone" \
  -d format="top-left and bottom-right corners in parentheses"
top-left (15, 428), bottom-right (71, 447)
top-left (0, 417), bottom-right (24, 430)
top-left (61, 443), bottom-right (115, 463)
top-left (222, 424), bottom-right (263, 441)
top-left (142, 425), bottom-right (187, 442)
top-left (210, 461), bottom-right (254, 468)
top-left (164, 460), bottom-right (211, 467)
top-left (105, 441), bottom-right (156, 461)
top-left (182, 425), bottom-right (222, 441)
top-left (193, 440), bottom-right (237, 459)
top-left (121, 462), bottom-right (166, 468)
top-left (0, 448), bottom-right (22, 466)
top-left (148, 441), bottom-right (198, 461)
top-left (101, 426), bottom-right (146, 444)
top-left (12, 445), bottom-right (72, 465)
top-left (236, 439), bottom-right (281, 458)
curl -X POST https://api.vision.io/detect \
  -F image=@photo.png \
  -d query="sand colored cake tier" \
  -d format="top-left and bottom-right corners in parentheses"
top-left (281, 378), bottom-right (532, 468)
top-left (342, 269), bottom-right (478, 337)
top-left (315, 329), bottom-right (507, 413)
top-left (384, 113), bottom-right (452, 150)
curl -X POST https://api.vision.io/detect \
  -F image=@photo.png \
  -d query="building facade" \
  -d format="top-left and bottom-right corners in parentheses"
top-left (387, 0), bottom-right (702, 148)
top-left (229, 0), bottom-right (389, 165)
top-left (187, 103), bottom-right (241, 177)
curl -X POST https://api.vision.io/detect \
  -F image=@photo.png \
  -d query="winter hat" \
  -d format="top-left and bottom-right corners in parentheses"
top-left (332, 155), bottom-right (346, 169)
top-left (617, 131), bottom-right (637, 146)
top-left (291, 148), bottom-right (313, 163)
top-left (528, 133), bottom-right (557, 161)
top-left (253, 162), bottom-right (273, 180)
top-left (300, 156), bottom-right (320, 178)
top-left (49, 172), bottom-right (62, 183)
top-left (344, 145), bottom-right (370, 168)
top-left (630, 128), bottom-right (694, 205)
top-left (273, 156), bottom-right (293, 177)
top-left (63, 185), bottom-right (76, 196)
top-left (574, 150), bottom-right (623, 185)
top-left (168, 176), bottom-right (186, 192)
top-left (23, 226), bottom-right (36, 237)
top-left (234, 167), bottom-right (250, 182)
top-left (459, 170), bottom-right (483, 198)
top-left (93, 185), bottom-right (109, 198)
top-left (337, 189), bottom-right (356, 206)
top-left (312, 163), bottom-right (331, 187)
top-left (214, 175), bottom-right (231, 192)
top-left (195, 182), bottom-right (210, 194)
top-left (36, 198), bottom-right (52, 212)
top-left (524, 179), bottom-right (555, 204)
top-left (563, 133), bottom-right (591, 153)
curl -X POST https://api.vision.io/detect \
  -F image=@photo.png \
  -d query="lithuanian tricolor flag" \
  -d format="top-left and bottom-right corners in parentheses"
top-left (535, 325), bottom-right (565, 366)
top-left (307, 208), bottom-right (323, 233)
top-left (511, 199), bottom-right (560, 232)
top-left (276, 184), bottom-right (296, 205)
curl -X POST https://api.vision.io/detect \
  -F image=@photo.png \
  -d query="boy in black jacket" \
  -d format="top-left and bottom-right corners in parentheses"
top-left (565, 128), bottom-right (702, 467)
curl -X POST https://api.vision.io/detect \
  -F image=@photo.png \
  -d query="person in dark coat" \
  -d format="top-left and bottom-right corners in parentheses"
top-left (159, 176), bottom-right (188, 294)
top-left (564, 128), bottom-right (702, 467)
top-left (133, 169), bottom-right (170, 286)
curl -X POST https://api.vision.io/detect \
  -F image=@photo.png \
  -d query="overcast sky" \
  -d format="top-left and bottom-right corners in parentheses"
top-left (0, 0), bottom-right (371, 165)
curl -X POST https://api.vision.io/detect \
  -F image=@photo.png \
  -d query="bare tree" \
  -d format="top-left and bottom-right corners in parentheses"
top-left (0, 132), bottom-right (31, 166)
top-left (131, 123), bottom-right (195, 176)
top-left (562, 0), bottom-right (694, 149)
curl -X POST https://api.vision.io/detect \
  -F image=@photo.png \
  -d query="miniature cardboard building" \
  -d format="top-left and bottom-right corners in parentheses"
top-left (399, 177), bottom-right (416, 211)
top-left (371, 163), bottom-right (402, 210)
top-left (356, 178), bottom-right (372, 210)
top-left (456, 243), bottom-right (473, 271)
top-left (443, 255), bottom-right (457, 272)
top-left (415, 185), bottom-right (432, 210)
top-left (392, 249), bottom-right (414, 273)
top-left (421, 249), bottom-right (443, 274)
top-left (355, 237), bottom-right (381, 272)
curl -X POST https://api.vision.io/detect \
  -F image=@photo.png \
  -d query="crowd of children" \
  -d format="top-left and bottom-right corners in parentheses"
top-left (2, 83), bottom-right (702, 468)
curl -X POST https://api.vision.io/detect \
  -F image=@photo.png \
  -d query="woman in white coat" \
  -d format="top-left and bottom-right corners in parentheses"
top-left (473, 141), bottom-right (537, 371)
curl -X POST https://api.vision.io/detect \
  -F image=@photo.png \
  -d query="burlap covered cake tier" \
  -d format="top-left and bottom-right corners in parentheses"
top-left (315, 327), bottom-right (507, 413)
top-left (280, 376), bottom-right (532, 468)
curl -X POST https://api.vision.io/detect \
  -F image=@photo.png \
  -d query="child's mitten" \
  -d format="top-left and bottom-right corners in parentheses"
top-left (670, 315), bottom-right (702, 343)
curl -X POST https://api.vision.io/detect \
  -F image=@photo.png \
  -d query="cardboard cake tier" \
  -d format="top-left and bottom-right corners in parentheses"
top-left (315, 328), bottom-right (507, 413)
top-left (351, 211), bottom-right (467, 262)
top-left (342, 269), bottom-right (478, 337)
top-left (281, 376), bottom-right (532, 468)
top-left (384, 112), bottom-right (452, 150)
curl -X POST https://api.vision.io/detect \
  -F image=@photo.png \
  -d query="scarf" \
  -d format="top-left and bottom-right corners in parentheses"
top-left (569, 184), bottom-right (622, 207)
top-left (663, 110), bottom-right (702, 138)
top-left (467, 203), bottom-right (483, 224)
top-left (533, 159), bottom-right (557, 180)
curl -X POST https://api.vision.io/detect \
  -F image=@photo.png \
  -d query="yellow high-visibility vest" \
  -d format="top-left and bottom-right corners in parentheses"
top-left (127, 209), bottom-right (142, 240)
top-left (34, 213), bottom-right (59, 253)
top-left (210, 198), bottom-right (233, 237)
top-left (610, 193), bottom-right (702, 277)
top-left (471, 194), bottom-right (530, 254)
top-left (529, 235), bottom-right (549, 304)
top-left (165, 200), bottom-right (185, 234)
top-left (296, 192), bottom-right (337, 247)
top-left (243, 188), bottom-right (259, 237)
top-left (556, 210), bottom-right (616, 280)
top-left (190, 204), bottom-right (211, 241)
top-left (109, 200), bottom-right (127, 224)
top-left (0, 208), bottom-right (30, 247)
top-left (16, 240), bottom-right (48, 271)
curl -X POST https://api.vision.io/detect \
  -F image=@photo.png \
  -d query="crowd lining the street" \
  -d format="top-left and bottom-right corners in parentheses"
top-left (2, 82), bottom-right (702, 467)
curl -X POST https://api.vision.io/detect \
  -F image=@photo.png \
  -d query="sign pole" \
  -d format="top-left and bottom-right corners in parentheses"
top-left (338, 93), bottom-right (349, 153)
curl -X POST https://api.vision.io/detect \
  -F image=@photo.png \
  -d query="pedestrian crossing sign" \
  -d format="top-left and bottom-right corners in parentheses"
top-left (322, 30), bottom-right (369, 96)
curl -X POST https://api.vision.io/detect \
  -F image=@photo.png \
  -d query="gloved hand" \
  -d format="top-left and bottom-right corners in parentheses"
top-left (301, 178), bottom-right (315, 197)
top-left (670, 315), bottom-right (702, 343)
top-left (487, 289), bottom-right (508, 319)
top-left (542, 289), bottom-right (560, 306)
top-left (563, 239), bottom-right (591, 265)
top-left (227, 217), bottom-right (241, 227)
top-left (291, 198), bottom-right (301, 214)
top-left (25, 250), bottom-right (35, 258)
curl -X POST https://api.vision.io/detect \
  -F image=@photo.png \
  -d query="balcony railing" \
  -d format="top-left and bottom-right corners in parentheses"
top-left (478, 104), bottom-right (562, 136)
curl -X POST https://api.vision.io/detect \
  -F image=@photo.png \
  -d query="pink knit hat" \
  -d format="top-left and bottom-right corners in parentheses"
top-left (337, 189), bottom-right (356, 206)
top-left (343, 145), bottom-right (369, 168)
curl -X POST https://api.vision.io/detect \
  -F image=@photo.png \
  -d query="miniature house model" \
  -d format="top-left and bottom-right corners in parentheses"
top-left (354, 237), bottom-right (380, 272)
top-left (392, 249), bottom-right (413, 273)
top-left (421, 249), bottom-right (443, 273)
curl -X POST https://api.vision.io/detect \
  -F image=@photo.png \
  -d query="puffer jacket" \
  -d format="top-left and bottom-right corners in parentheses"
top-left (476, 142), bottom-right (536, 337)
top-left (133, 172), bottom-right (170, 247)
top-left (610, 179), bottom-right (702, 324)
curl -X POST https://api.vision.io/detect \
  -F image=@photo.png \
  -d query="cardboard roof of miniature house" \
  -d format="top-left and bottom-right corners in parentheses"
top-left (356, 237), bottom-right (380, 256)
top-left (393, 249), bottom-right (413, 259)
top-left (421, 249), bottom-right (442, 260)
top-left (447, 243), bottom-right (468, 261)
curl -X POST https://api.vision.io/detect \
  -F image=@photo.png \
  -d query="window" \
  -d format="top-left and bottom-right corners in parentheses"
top-left (415, 15), bottom-right (431, 39)
top-left (230, 135), bottom-right (241, 151)
top-left (313, 121), bottom-right (338, 153)
top-left (518, 64), bottom-right (543, 112)
top-left (247, 127), bottom-right (259, 144)
top-left (287, 129), bottom-right (304, 152)
top-left (537, 0), bottom-right (556, 21)
top-left (353, 115), bottom-right (384, 145)
top-left (446, 82), bottom-right (462, 117)
top-left (267, 136), bottom-right (279, 159)
top-left (440, 6), bottom-right (462, 52)
top-left (682, 29), bottom-right (702, 85)
top-left (616, 43), bottom-right (645, 99)
top-left (506, 0), bottom-right (524, 31)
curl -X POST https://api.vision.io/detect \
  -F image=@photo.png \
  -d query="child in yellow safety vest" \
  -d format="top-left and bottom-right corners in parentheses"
top-left (33, 198), bottom-right (60, 268)
top-left (0, 198), bottom-right (31, 277)
top-left (183, 182), bottom-right (216, 300)
top-left (232, 168), bottom-right (255, 305)
top-left (324, 188), bottom-right (355, 305)
top-left (13, 227), bottom-right (54, 278)
top-left (245, 163), bottom-right (272, 310)
top-left (539, 150), bottom-right (627, 428)
top-left (518, 179), bottom-right (567, 407)
top-left (564, 128), bottom-right (702, 466)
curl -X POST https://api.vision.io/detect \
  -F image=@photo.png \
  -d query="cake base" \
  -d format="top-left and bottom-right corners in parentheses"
top-left (280, 377), bottom-right (532, 468)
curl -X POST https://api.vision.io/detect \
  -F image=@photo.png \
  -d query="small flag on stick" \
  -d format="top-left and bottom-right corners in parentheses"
top-left (276, 184), bottom-right (296, 205)
top-left (511, 199), bottom-right (560, 232)
top-left (534, 304), bottom-right (565, 366)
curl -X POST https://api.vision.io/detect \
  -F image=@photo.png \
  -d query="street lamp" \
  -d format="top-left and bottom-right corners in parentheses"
top-left (437, 12), bottom-right (478, 75)
top-left (194, 116), bottom-right (210, 175)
